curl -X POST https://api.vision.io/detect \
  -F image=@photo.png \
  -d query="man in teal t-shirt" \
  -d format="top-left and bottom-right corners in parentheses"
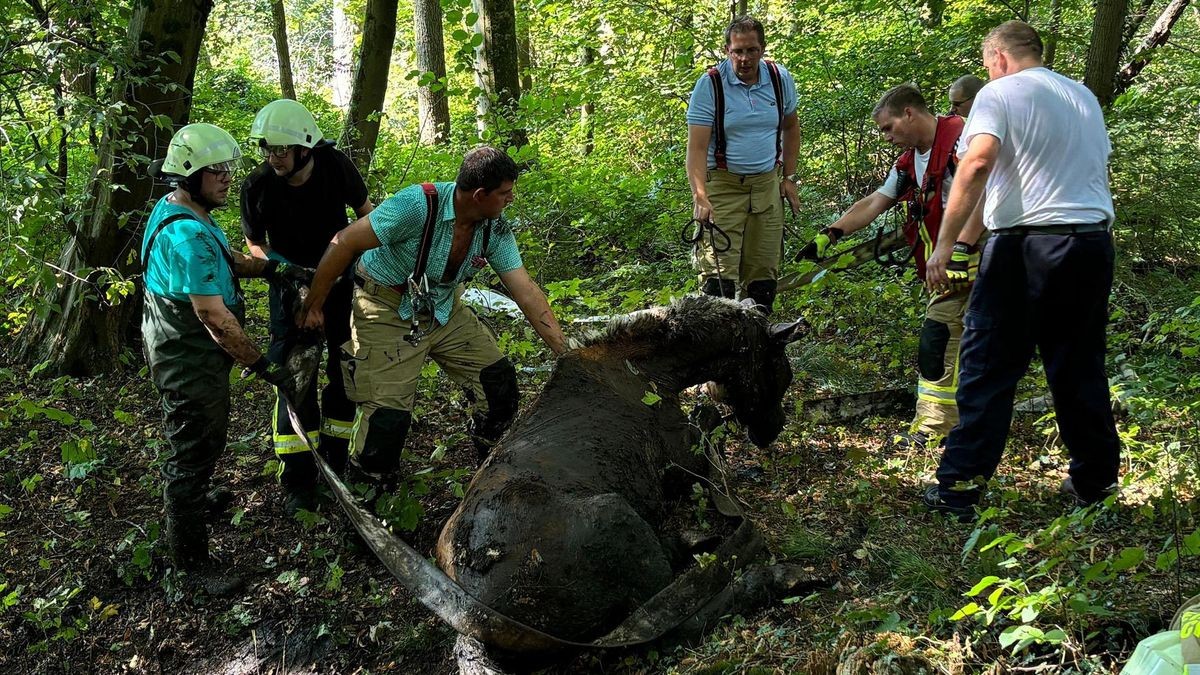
top-left (300, 146), bottom-right (566, 488)
top-left (142, 123), bottom-right (311, 596)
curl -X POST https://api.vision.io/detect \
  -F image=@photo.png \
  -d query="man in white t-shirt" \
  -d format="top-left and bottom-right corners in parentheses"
top-left (798, 84), bottom-right (985, 451)
top-left (922, 21), bottom-right (1120, 520)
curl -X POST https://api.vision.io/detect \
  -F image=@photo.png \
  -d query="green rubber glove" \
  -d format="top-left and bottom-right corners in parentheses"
top-left (797, 227), bottom-right (844, 261)
top-left (263, 260), bottom-right (315, 286)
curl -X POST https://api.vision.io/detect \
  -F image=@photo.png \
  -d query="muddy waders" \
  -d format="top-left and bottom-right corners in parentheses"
top-left (143, 293), bottom-right (245, 597)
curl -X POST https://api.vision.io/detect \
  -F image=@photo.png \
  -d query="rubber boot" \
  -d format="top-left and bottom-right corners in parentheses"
top-left (164, 513), bottom-right (245, 597)
top-left (745, 279), bottom-right (778, 315)
top-left (702, 277), bottom-right (737, 299)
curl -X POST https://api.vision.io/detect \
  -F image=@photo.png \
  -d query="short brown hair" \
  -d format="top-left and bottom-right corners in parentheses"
top-left (950, 74), bottom-right (984, 99)
top-left (725, 15), bottom-right (765, 47)
top-left (872, 83), bottom-right (929, 119)
top-left (984, 20), bottom-right (1044, 59)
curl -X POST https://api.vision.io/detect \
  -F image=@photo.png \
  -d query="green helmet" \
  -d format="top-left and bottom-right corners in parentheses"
top-left (160, 123), bottom-right (242, 178)
top-left (249, 99), bottom-right (323, 148)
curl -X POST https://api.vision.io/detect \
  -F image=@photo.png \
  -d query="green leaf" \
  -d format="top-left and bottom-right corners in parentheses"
top-left (999, 624), bottom-right (1043, 651)
top-left (1110, 546), bottom-right (1145, 572)
top-left (641, 392), bottom-right (662, 406)
top-left (966, 575), bottom-right (1000, 596)
top-left (0, 504), bottom-right (12, 520)
top-left (949, 602), bottom-right (979, 620)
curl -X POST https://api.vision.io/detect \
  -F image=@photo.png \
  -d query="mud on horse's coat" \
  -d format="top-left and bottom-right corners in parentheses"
top-left (436, 295), bottom-right (804, 657)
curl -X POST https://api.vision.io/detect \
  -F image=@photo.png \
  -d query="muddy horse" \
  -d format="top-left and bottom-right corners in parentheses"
top-left (435, 294), bottom-right (807, 669)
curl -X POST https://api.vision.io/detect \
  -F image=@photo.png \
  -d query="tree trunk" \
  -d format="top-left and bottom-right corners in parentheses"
top-left (270, 0), bottom-right (296, 99)
top-left (414, 0), bottom-right (450, 145)
top-left (472, 0), bottom-right (526, 148)
top-left (341, 0), bottom-right (398, 171)
top-left (1044, 0), bottom-right (1063, 69)
top-left (1115, 0), bottom-right (1192, 96)
top-left (1084, 0), bottom-right (1129, 106)
top-left (15, 0), bottom-right (214, 376)
top-left (516, 3), bottom-right (532, 93)
top-left (580, 44), bottom-right (596, 156)
top-left (1123, 0), bottom-right (1157, 46)
top-left (331, 0), bottom-right (354, 109)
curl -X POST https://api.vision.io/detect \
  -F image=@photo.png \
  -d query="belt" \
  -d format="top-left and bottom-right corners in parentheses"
top-left (993, 222), bottom-right (1110, 236)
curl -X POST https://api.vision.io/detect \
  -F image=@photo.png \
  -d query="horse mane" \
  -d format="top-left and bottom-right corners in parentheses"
top-left (584, 295), bottom-right (767, 351)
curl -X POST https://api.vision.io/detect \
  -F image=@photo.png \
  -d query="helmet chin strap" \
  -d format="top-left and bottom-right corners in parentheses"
top-left (284, 147), bottom-right (312, 180)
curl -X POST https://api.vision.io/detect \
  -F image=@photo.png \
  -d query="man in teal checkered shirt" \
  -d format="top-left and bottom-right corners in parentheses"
top-left (301, 147), bottom-right (566, 484)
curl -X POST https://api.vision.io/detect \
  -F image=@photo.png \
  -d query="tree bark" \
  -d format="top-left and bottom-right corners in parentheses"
top-left (269, 0), bottom-right (296, 99)
top-left (1115, 0), bottom-right (1192, 96)
top-left (580, 44), bottom-right (596, 156)
top-left (516, 3), bottom-right (532, 93)
top-left (15, 0), bottom-right (214, 376)
top-left (331, 0), bottom-right (354, 109)
top-left (1044, 0), bottom-right (1063, 69)
top-left (1123, 0), bottom-right (1157, 47)
top-left (341, 0), bottom-right (398, 170)
top-left (414, 0), bottom-right (450, 145)
top-left (1084, 0), bottom-right (1129, 106)
top-left (472, 0), bottom-right (526, 148)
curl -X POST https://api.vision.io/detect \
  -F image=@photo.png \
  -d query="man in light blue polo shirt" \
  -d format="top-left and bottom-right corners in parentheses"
top-left (686, 15), bottom-right (800, 313)
top-left (300, 147), bottom-right (566, 487)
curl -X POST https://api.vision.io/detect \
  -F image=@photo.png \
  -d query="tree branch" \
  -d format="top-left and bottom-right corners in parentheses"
top-left (1114, 0), bottom-right (1192, 96)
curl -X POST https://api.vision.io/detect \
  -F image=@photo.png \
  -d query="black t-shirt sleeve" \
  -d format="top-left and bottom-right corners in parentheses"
top-left (240, 171), bottom-right (267, 243)
top-left (332, 149), bottom-right (369, 211)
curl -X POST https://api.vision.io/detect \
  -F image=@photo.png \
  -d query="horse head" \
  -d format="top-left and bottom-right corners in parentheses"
top-left (591, 295), bottom-right (806, 448)
top-left (709, 301), bottom-right (807, 447)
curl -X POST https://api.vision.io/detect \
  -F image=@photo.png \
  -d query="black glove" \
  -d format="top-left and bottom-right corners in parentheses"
top-left (263, 260), bottom-right (315, 287)
top-left (250, 356), bottom-right (299, 402)
top-left (796, 227), bottom-right (844, 261)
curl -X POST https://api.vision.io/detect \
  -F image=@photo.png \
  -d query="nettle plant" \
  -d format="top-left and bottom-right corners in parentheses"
top-left (949, 501), bottom-right (1200, 659)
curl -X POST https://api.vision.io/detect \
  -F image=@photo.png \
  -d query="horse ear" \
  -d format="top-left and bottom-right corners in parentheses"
top-left (769, 318), bottom-right (809, 344)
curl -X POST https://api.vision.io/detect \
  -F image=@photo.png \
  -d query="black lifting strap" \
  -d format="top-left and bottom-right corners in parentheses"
top-left (143, 212), bottom-right (242, 296)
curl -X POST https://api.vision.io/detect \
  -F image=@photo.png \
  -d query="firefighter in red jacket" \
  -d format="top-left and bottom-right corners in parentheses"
top-left (799, 83), bottom-right (986, 450)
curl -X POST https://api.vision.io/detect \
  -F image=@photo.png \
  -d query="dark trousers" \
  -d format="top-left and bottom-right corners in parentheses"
top-left (268, 275), bottom-right (354, 491)
top-left (935, 230), bottom-right (1120, 505)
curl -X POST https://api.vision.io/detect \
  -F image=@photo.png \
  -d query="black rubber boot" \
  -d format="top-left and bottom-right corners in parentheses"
top-left (283, 488), bottom-right (318, 518)
top-left (745, 279), bottom-right (778, 315)
top-left (702, 277), bottom-right (737, 299)
top-left (164, 514), bottom-right (245, 597)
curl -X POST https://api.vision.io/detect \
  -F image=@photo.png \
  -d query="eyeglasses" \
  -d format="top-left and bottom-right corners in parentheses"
top-left (950, 96), bottom-right (975, 109)
top-left (202, 161), bottom-right (235, 179)
top-left (728, 47), bottom-right (763, 59)
top-left (257, 144), bottom-right (292, 158)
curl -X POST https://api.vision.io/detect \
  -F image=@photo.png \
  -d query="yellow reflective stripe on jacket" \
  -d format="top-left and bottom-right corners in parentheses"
top-left (321, 417), bottom-right (355, 440)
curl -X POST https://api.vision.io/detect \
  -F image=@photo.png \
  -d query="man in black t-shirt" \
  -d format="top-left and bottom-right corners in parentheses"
top-left (241, 99), bottom-right (374, 516)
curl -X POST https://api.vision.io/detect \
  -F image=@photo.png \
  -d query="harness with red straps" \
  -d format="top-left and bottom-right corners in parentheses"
top-left (706, 60), bottom-right (785, 170)
top-left (400, 182), bottom-right (492, 345)
top-left (893, 115), bottom-right (964, 278)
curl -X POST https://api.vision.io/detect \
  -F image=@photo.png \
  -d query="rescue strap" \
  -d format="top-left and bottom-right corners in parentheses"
top-left (682, 216), bottom-right (733, 288)
top-left (143, 212), bottom-right (242, 297)
top-left (279, 381), bottom-right (763, 653)
top-left (707, 60), bottom-right (785, 170)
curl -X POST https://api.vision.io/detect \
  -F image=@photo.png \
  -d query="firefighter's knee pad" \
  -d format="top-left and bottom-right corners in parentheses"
top-left (745, 279), bottom-right (778, 315)
top-left (918, 318), bottom-right (951, 381)
top-left (359, 408), bottom-right (411, 476)
top-left (702, 277), bottom-right (737, 299)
